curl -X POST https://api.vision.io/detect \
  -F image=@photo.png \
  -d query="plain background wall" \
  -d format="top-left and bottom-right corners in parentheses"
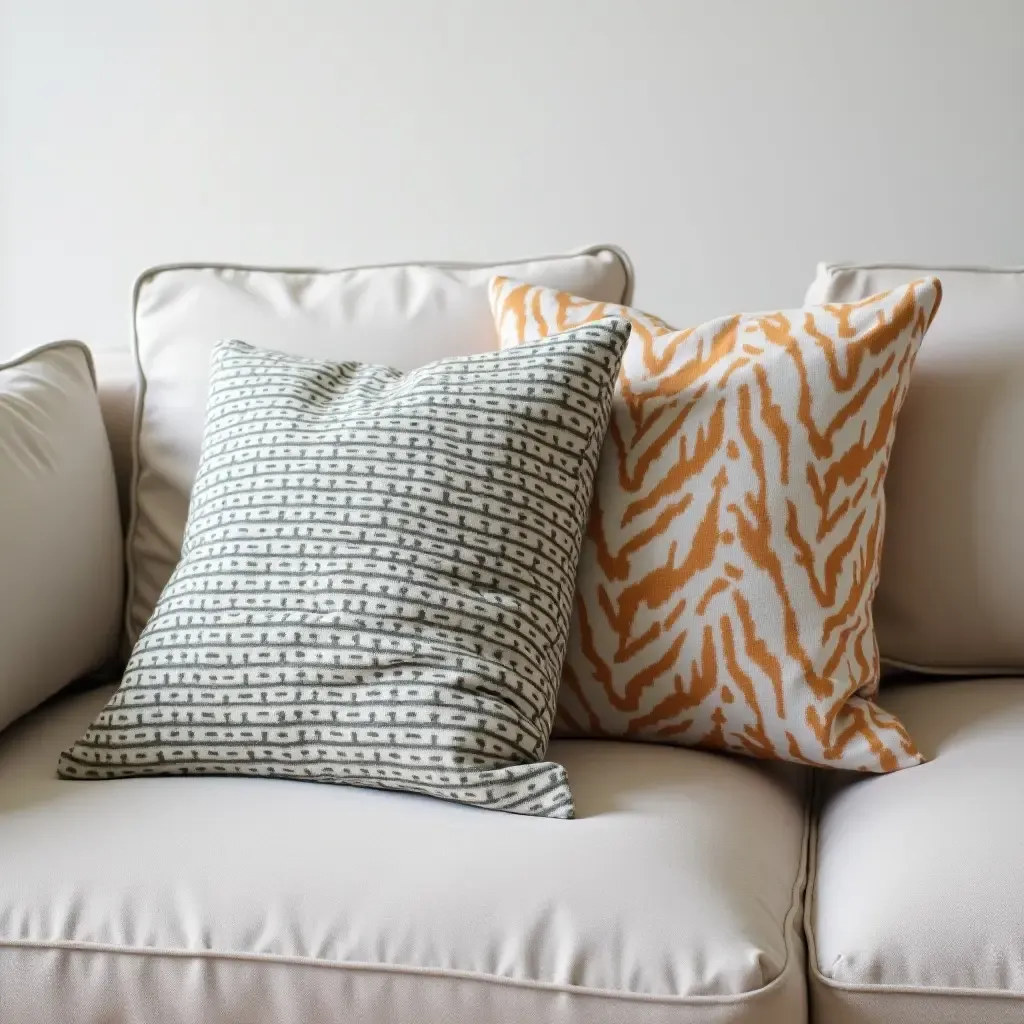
top-left (2, 0), bottom-right (1023, 357)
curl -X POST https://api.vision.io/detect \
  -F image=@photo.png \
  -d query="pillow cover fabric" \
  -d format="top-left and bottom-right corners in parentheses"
top-left (59, 318), bottom-right (631, 817)
top-left (0, 342), bottom-right (123, 733)
top-left (489, 276), bottom-right (943, 772)
top-left (125, 247), bottom-right (632, 650)
top-left (806, 263), bottom-right (1024, 675)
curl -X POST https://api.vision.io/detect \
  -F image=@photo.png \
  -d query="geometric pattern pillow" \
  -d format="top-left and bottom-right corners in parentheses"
top-left (58, 319), bottom-right (631, 817)
top-left (490, 277), bottom-right (943, 772)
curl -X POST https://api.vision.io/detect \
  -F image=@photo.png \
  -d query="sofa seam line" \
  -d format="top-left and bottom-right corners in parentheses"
top-left (0, 935), bottom-right (795, 1007)
top-left (823, 262), bottom-right (1024, 275)
top-left (768, 766), bottom-right (813, 991)
top-left (881, 657), bottom-right (1024, 678)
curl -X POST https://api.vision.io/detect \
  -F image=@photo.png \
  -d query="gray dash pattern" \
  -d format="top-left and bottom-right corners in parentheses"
top-left (58, 318), bottom-right (630, 818)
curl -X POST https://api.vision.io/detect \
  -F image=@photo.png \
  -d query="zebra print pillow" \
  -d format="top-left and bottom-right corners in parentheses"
top-left (490, 276), bottom-right (943, 773)
top-left (58, 319), bottom-right (630, 818)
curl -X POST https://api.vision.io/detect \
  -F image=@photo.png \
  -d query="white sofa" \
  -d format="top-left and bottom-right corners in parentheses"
top-left (2, 251), bottom-right (1023, 1024)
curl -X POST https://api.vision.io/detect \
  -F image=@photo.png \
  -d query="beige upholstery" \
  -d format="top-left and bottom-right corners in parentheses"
top-left (123, 249), bottom-right (633, 649)
top-left (0, 685), bottom-right (810, 1024)
top-left (12, 253), bottom-right (1023, 1024)
top-left (0, 343), bottom-right (123, 731)
top-left (809, 678), bottom-right (1024, 1024)
top-left (806, 264), bottom-right (1024, 674)
top-left (92, 348), bottom-right (136, 524)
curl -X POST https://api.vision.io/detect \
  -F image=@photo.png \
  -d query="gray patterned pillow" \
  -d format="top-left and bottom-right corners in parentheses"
top-left (58, 319), bottom-right (630, 818)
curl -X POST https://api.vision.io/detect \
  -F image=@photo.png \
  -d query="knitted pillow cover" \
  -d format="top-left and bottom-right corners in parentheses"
top-left (489, 276), bottom-right (943, 772)
top-left (59, 319), bottom-right (631, 817)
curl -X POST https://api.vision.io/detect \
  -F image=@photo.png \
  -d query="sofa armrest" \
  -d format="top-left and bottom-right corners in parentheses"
top-left (0, 342), bottom-right (124, 730)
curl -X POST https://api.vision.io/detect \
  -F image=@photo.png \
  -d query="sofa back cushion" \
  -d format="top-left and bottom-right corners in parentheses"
top-left (806, 264), bottom-right (1024, 673)
top-left (122, 248), bottom-right (632, 646)
top-left (0, 342), bottom-right (123, 731)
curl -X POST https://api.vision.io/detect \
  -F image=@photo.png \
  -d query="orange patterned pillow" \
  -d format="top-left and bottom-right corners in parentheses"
top-left (489, 276), bottom-right (942, 771)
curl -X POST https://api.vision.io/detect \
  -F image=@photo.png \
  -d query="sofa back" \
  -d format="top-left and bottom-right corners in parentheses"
top-left (89, 248), bottom-right (633, 649)
top-left (91, 257), bottom-right (1024, 677)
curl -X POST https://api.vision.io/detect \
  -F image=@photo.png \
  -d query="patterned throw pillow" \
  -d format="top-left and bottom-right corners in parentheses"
top-left (489, 276), bottom-right (943, 772)
top-left (58, 319), bottom-right (631, 817)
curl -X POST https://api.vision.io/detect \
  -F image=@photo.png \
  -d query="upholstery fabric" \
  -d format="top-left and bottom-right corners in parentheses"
top-left (91, 349), bottom-right (136, 526)
top-left (125, 247), bottom-right (632, 647)
top-left (809, 677), bottom-right (1024, 1024)
top-left (0, 342), bottom-right (123, 732)
top-left (806, 264), bottom-right (1024, 674)
top-left (60, 323), bottom-right (629, 816)
top-left (489, 276), bottom-right (942, 771)
top-left (4, 685), bottom-right (810, 1024)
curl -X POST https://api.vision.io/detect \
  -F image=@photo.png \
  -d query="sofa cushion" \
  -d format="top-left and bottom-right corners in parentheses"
top-left (0, 342), bottom-right (123, 732)
top-left (125, 248), bottom-right (632, 648)
top-left (809, 678), bottom-right (1024, 1024)
top-left (2, 684), bottom-right (809, 1024)
top-left (806, 264), bottom-right (1024, 673)
top-left (59, 322), bottom-right (630, 817)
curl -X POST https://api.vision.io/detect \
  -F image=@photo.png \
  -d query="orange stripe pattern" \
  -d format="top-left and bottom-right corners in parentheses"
top-left (489, 276), bottom-right (943, 771)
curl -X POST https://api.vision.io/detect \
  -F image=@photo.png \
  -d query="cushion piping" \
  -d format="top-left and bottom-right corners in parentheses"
top-left (1, 339), bottom-right (96, 388)
top-left (815, 261), bottom-right (1024, 275)
top-left (882, 656), bottom-right (1024, 680)
top-left (805, 773), bottom-right (1024, 1002)
top-left (119, 244), bottom-right (634, 652)
top-left (1, 767), bottom-right (811, 1007)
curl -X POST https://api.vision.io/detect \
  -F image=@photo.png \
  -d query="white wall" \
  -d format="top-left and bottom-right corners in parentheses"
top-left (2, 0), bottom-right (1022, 356)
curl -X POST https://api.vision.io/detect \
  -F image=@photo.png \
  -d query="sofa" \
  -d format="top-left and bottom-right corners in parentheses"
top-left (1, 248), bottom-right (1022, 1024)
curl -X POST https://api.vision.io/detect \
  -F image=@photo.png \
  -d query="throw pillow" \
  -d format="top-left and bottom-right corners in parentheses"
top-left (489, 276), bottom-right (943, 772)
top-left (806, 263), bottom-right (1024, 675)
top-left (58, 319), bottom-right (631, 817)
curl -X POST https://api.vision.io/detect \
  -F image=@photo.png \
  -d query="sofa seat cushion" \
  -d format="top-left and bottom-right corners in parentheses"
top-left (1, 685), bottom-right (810, 1024)
top-left (809, 678), bottom-right (1024, 1024)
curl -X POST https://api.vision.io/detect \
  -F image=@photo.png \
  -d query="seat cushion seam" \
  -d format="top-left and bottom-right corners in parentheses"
top-left (768, 765), bottom-right (813, 990)
top-left (0, 933), bottom-right (799, 1007)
